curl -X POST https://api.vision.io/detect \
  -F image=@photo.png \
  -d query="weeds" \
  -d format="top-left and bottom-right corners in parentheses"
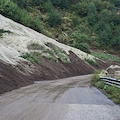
top-left (85, 58), bottom-right (99, 67)
top-left (27, 43), bottom-right (44, 50)
top-left (91, 72), bottom-right (120, 104)
top-left (45, 42), bottom-right (70, 63)
top-left (20, 53), bottom-right (40, 64)
top-left (25, 43), bottom-right (70, 63)
top-left (92, 52), bottom-right (120, 63)
top-left (0, 29), bottom-right (11, 37)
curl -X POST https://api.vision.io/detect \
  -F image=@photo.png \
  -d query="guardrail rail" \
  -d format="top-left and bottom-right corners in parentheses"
top-left (100, 77), bottom-right (120, 88)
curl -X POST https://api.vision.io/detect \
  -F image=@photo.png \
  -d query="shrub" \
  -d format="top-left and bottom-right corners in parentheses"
top-left (91, 71), bottom-right (120, 104)
top-left (0, 29), bottom-right (11, 37)
top-left (91, 73), bottom-right (100, 86)
top-left (87, 13), bottom-right (97, 25)
top-left (0, 0), bottom-right (10, 12)
top-left (71, 32), bottom-right (89, 43)
top-left (73, 42), bottom-right (91, 53)
top-left (71, 16), bottom-right (80, 27)
top-left (51, 0), bottom-right (69, 9)
top-left (110, 0), bottom-right (120, 6)
top-left (2, 1), bottom-right (43, 33)
top-left (48, 11), bottom-right (62, 27)
top-left (45, 42), bottom-right (70, 63)
top-left (92, 52), bottom-right (120, 63)
top-left (95, 81), bottom-right (105, 89)
top-left (85, 58), bottom-right (99, 67)
top-left (72, 2), bottom-right (88, 17)
top-left (20, 53), bottom-right (40, 64)
top-left (12, 0), bottom-right (28, 8)
top-left (30, 0), bottom-right (46, 6)
top-left (43, 0), bottom-right (54, 13)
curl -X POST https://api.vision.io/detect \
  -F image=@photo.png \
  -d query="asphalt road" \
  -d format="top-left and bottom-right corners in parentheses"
top-left (0, 74), bottom-right (120, 120)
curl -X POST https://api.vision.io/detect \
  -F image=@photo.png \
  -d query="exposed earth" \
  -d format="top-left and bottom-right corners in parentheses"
top-left (0, 51), bottom-right (95, 94)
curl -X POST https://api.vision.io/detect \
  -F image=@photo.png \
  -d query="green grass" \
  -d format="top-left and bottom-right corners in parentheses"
top-left (0, 29), bottom-right (11, 37)
top-left (26, 43), bottom-right (70, 63)
top-left (45, 42), bottom-right (70, 63)
top-left (91, 73), bottom-right (120, 104)
top-left (20, 53), bottom-right (40, 65)
top-left (85, 58), bottom-right (99, 67)
top-left (92, 52), bottom-right (120, 63)
top-left (27, 43), bottom-right (44, 50)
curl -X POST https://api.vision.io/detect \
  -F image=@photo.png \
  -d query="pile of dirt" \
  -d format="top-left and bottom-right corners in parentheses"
top-left (0, 51), bottom-right (95, 94)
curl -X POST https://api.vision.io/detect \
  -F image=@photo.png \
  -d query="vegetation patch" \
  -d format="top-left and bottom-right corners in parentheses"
top-left (91, 72), bottom-right (120, 104)
top-left (27, 43), bottom-right (44, 50)
top-left (45, 42), bottom-right (70, 63)
top-left (92, 52), bottom-right (120, 63)
top-left (1, 0), bottom-right (120, 52)
top-left (26, 43), bottom-right (70, 63)
top-left (0, 29), bottom-right (11, 37)
top-left (20, 53), bottom-right (40, 65)
top-left (85, 58), bottom-right (99, 67)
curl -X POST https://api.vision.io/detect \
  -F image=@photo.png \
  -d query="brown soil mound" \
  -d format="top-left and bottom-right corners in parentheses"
top-left (0, 51), bottom-right (95, 94)
top-left (96, 59), bottom-right (120, 70)
top-left (0, 60), bottom-right (34, 94)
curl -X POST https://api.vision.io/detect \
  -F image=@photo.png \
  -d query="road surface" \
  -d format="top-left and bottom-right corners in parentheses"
top-left (0, 74), bottom-right (120, 120)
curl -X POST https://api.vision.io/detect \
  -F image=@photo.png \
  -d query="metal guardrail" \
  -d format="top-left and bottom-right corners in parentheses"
top-left (100, 77), bottom-right (120, 88)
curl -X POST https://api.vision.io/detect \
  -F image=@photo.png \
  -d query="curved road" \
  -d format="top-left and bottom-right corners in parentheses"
top-left (0, 74), bottom-right (120, 120)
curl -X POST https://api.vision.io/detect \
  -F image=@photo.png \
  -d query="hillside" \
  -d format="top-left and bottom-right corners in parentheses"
top-left (0, 0), bottom-right (120, 54)
top-left (0, 14), bottom-right (97, 94)
top-left (0, 0), bottom-right (120, 94)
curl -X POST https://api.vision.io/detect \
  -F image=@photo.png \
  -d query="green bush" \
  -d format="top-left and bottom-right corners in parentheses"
top-left (30, 0), bottom-right (46, 6)
top-left (48, 11), bottom-right (62, 27)
top-left (0, 0), bottom-right (10, 11)
top-left (0, 29), bottom-right (11, 37)
top-left (91, 72), bottom-right (120, 104)
top-left (12, 0), bottom-right (28, 8)
top-left (71, 32), bottom-right (89, 43)
top-left (110, 0), bottom-right (120, 6)
top-left (71, 16), bottom-right (80, 27)
top-left (20, 53), bottom-right (40, 64)
top-left (87, 13), bottom-right (97, 25)
top-left (45, 42), bottom-right (70, 63)
top-left (72, 2), bottom-right (88, 17)
top-left (95, 81), bottom-right (105, 89)
top-left (85, 58), bottom-right (99, 67)
top-left (73, 42), bottom-right (91, 53)
top-left (2, 1), bottom-right (42, 33)
top-left (43, 0), bottom-right (54, 13)
top-left (51, 0), bottom-right (69, 9)
top-left (91, 73), bottom-right (100, 86)
top-left (92, 52), bottom-right (120, 63)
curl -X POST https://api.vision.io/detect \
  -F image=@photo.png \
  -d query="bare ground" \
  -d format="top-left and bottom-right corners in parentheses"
top-left (0, 52), bottom-right (95, 94)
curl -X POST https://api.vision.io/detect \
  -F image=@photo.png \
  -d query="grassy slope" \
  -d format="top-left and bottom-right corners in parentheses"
top-left (91, 72), bottom-right (120, 104)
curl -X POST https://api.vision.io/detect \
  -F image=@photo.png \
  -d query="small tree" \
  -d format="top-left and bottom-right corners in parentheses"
top-left (71, 16), bottom-right (80, 27)
top-left (73, 2), bottom-right (88, 17)
top-left (87, 13), bottom-right (97, 25)
top-left (12, 0), bottom-right (28, 8)
top-left (51, 0), bottom-right (69, 9)
top-left (43, 0), bottom-right (54, 13)
top-left (0, 0), bottom-right (10, 12)
top-left (48, 11), bottom-right (62, 27)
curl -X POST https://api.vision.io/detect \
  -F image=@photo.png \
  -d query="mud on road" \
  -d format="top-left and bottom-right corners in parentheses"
top-left (0, 74), bottom-right (120, 120)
